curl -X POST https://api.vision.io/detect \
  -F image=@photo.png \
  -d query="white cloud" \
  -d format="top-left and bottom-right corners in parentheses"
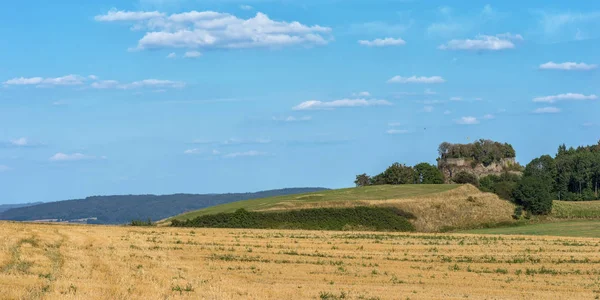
top-left (482, 114), bottom-right (495, 119)
top-left (423, 106), bottom-right (434, 112)
top-left (94, 9), bottom-right (165, 21)
top-left (184, 148), bottom-right (202, 154)
top-left (0, 165), bottom-right (10, 172)
top-left (536, 11), bottom-right (600, 41)
top-left (353, 91), bottom-right (371, 97)
top-left (119, 79), bottom-right (185, 89)
top-left (272, 116), bottom-right (312, 122)
top-left (450, 96), bottom-right (462, 101)
top-left (387, 129), bottom-right (409, 134)
top-left (533, 93), bottom-right (597, 103)
top-left (424, 88), bottom-right (437, 95)
top-left (184, 51), bottom-right (202, 58)
top-left (49, 153), bottom-right (103, 162)
top-left (90, 79), bottom-right (184, 89)
top-left (539, 61), bottom-right (598, 71)
top-left (97, 10), bottom-right (332, 51)
top-left (223, 150), bottom-right (268, 158)
top-left (91, 80), bottom-right (120, 89)
top-left (240, 5), bottom-right (253, 10)
top-left (358, 37), bottom-right (406, 47)
top-left (10, 137), bottom-right (30, 146)
top-left (533, 107), bottom-right (561, 114)
top-left (4, 75), bottom-right (85, 87)
top-left (439, 33), bottom-right (522, 51)
top-left (293, 99), bottom-right (392, 110)
top-left (456, 116), bottom-right (479, 125)
top-left (52, 100), bottom-right (68, 106)
top-left (167, 52), bottom-right (177, 58)
top-left (88, 75), bottom-right (99, 80)
top-left (387, 75), bottom-right (445, 84)
top-left (222, 138), bottom-right (271, 145)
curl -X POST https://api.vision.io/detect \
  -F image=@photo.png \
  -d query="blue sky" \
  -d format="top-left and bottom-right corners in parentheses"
top-left (1, 0), bottom-right (599, 203)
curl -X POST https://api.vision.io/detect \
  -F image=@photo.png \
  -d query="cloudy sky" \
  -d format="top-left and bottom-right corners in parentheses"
top-left (1, 0), bottom-right (599, 203)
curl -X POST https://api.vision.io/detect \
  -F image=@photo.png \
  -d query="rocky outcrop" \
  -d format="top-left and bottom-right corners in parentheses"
top-left (438, 157), bottom-right (519, 182)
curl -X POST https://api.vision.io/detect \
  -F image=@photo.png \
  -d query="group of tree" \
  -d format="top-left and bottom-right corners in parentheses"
top-left (355, 162), bottom-right (444, 187)
top-left (438, 139), bottom-right (516, 166)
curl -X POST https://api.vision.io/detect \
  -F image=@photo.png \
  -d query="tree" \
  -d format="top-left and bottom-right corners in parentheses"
top-left (376, 163), bottom-right (415, 185)
top-left (524, 155), bottom-right (557, 185)
top-left (452, 171), bottom-right (479, 187)
top-left (354, 174), bottom-right (371, 187)
top-left (414, 163), bottom-right (444, 184)
top-left (512, 176), bottom-right (553, 215)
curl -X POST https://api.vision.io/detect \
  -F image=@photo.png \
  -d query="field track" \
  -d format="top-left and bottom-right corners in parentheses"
top-left (1, 222), bottom-right (600, 299)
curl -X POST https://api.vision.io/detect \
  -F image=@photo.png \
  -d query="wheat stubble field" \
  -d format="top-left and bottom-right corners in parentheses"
top-left (2, 222), bottom-right (600, 299)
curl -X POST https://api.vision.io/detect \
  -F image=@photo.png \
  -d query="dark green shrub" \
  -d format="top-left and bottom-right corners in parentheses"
top-left (452, 171), bottom-right (479, 187)
top-left (512, 176), bottom-right (553, 215)
top-left (512, 206), bottom-right (523, 220)
top-left (171, 207), bottom-right (415, 232)
top-left (130, 218), bottom-right (154, 226)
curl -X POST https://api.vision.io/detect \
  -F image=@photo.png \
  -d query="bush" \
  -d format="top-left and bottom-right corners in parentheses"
top-left (171, 207), bottom-right (416, 232)
top-left (512, 176), bottom-right (553, 215)
top-left (130, 218), bottom-right (154, 226)
top-left (512, 206), bottom-right (523, 220)
top-left (452, 171), bottom-right (479, 187)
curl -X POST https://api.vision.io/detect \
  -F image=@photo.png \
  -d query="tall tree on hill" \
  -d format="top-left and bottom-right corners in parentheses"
top-left (378, 163), bottom-right (416, 185)
top-left (354, 173), bottom-right (371, 187)
top-left (414, 163), bottom-right (445, 184)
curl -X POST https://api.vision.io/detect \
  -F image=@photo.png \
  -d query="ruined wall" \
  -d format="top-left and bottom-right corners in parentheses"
top-left (438, 157), bottom-right (517, 182)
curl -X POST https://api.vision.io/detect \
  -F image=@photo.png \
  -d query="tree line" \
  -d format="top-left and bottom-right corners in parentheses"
top-left (354, 162), bottom-right (445, 187)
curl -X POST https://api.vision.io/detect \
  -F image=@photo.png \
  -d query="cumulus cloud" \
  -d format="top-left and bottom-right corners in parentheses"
top-left (539, 61), bottom-right (598, 71)
top-left (94, 9), bottom-right (165, 21)
top-left (95, 9), bottom-right (332, 52)
top-left (166, 52), bottom-right (177, 58)
top-left (387, 129), bottom-right (409, 134)
top-left (456, 116), bottom-right (479, 125)
top-left (49, 153), bottom-right (104, 162)
top-left (4, 75), bottom-right (86, 87)
top-left (272, 116), bottom-right (312, 122)
top-left (10, 137), bottom-right (30, 146)
top-left (439, 33), bottom-right (522, 51)
top-left (358, 37), bottom-right (406, 47)
top-left (184, 51), bottom-right (202, 58)
top-left (533, 93), bottom-right (597, 103)
top-left (91, 80), bottom-right (120, 89)
top-left (533, 107), bottom-right (561, 114)
top-left (292, 99), bottom-right (392, 110)
top-left (184, 148), bottom-right (202, 154)
top-left (387, 76), bottom-right (445, 84)
top-left (223, 150), bottom-right (268, 158)
top-left (88, 75), bottom-right (99, 80)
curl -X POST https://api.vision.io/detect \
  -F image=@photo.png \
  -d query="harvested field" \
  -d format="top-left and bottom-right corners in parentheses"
top-left (2, 222), bottom-right (600, 299)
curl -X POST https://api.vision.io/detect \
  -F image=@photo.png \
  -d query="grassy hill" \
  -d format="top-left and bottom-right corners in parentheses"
top-left (167, 184), bottom-right (517, 232)
top-left (0, 188), bottom-right (327, 224)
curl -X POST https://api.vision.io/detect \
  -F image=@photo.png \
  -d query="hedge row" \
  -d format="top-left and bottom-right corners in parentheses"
top-left (171, 206), bottom-right (415, 232)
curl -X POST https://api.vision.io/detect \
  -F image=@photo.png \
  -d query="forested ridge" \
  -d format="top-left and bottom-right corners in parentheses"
top-left (0, 188), bottom-right (327, 224)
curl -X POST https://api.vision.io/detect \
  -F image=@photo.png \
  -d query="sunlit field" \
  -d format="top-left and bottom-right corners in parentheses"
top-left (2, 222), bottom-right (600, 299)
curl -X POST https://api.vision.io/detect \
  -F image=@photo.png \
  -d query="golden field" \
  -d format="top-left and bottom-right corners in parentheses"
top-left (2, 222), bottom-right (600, 299)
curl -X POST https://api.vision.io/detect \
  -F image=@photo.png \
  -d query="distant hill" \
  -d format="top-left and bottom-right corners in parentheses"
top-left (167, 184), bottom-right (516, 232)
top-left (0, 188), bottom-right (328, 224)
top-left (0, 202), bottom-right (43, 213)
